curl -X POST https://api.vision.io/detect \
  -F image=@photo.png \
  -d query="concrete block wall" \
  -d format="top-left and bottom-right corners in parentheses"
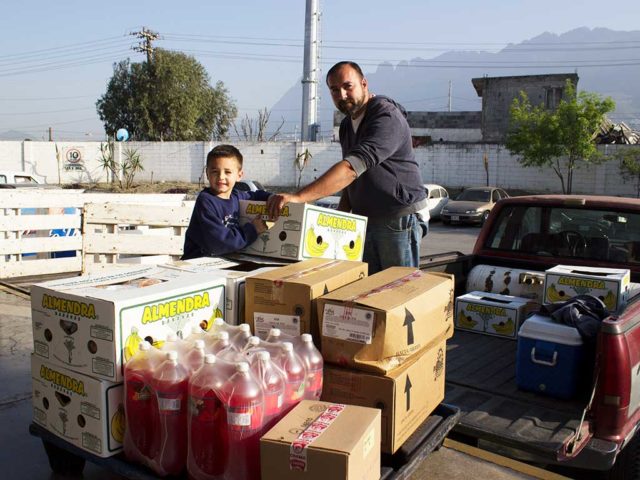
top-left (1, 140), bottom-right (638, 198)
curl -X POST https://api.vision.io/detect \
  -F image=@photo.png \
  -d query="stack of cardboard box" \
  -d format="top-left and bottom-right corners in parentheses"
top-left (318, 267), bottom-right (455, 454)
top-left (243, 258), bottom-right (369, 340)
top-left (29, 265), bottom-right (228, 458)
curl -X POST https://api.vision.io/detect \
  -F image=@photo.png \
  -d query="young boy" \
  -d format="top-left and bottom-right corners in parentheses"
top-left (182, 144), bottom-right (271, 260)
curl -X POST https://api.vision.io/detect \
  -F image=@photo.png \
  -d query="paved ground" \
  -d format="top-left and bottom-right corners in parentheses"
top-left (0, 222), bottom-right (550, 479)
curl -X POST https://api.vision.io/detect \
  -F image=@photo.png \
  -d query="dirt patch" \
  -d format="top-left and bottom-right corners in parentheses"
top-left (64, 181), bottom-right (205, 196)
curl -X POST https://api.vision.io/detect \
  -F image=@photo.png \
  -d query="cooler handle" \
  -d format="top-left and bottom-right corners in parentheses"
top-left (531, 348), bottom-right (558, 367)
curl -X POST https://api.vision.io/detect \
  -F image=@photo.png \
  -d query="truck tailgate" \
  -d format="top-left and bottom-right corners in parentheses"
top-left (445, 330), bottom-right (586, 460)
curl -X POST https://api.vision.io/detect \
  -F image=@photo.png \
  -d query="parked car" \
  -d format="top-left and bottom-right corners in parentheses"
top-left (421, 184), bottom-right (449, 220)
top-left (0, 170), bottom-right (45, 188)
top-left (233, 179), bottom-right (265, 192)
top-left (314, 195), bottom-right (342, 210)
top-left (441, 186), bottom-right (509, 225)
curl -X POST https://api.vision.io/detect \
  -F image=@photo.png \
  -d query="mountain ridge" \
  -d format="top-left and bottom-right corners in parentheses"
top-left (269, 27), bottom-right (640, 139)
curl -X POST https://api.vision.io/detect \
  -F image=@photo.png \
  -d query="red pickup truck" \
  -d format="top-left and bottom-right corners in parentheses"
top-left (421, 195), bottom-right (640, 478)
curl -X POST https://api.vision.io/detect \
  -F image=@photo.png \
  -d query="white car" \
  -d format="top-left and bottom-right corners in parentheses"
top-left (315, 185), bottom-right (448, 222)
top-left (0, 170), bottom-right (43, 187)
top-left (420, 184), bottom-right (449, 220)
top-left (314, 195), bottom-right (342, 210)
top-left (233, 179), bottom-right (265, 192)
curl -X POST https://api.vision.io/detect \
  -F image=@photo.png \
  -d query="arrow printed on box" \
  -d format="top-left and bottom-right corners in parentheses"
top-left (403, 308), bottom-right (415, 345)
top-left (404, 375), bottom-right (412, 411)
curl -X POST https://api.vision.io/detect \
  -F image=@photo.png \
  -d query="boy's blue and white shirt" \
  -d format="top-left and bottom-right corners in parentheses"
top-left (182, 188), bottom-right (270, 260)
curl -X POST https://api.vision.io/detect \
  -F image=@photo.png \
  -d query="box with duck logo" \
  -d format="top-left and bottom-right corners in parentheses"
top-left (455, 291), bottom-right (537, 339)
top-left (317, 267), bottom-right (454, 374)
top-left (31, 354), bottom-right (124, 458)
top-left (543, 265), bottom-right (630, 312)
top-left (321, 337), bottom-right (446, 454)
top-left (245, 259), bottom-right (367, 341)
top-left (238, 200), bottom-right (367, 261)
top-left (31, 265), bottom-right (226, 382)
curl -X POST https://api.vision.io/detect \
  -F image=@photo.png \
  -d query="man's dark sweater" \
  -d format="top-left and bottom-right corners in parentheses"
top-left (340, 95), bottom-right (426, 219)
top-left (182, 188), bottom-right (270, 260)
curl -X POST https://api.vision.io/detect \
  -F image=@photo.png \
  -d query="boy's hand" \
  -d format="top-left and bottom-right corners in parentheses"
top-left (251, 215), bottom-right (269, 234)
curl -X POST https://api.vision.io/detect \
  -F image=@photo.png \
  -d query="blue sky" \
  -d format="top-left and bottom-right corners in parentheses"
top-left (1, 0), bottom-right (639, 140)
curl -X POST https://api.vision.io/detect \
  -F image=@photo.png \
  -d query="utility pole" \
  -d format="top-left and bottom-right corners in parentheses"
top-left (48, 127), bottom-right (53, 142)
top-left (301, 0), bottom-right (320, 142)
top-left (131, 27), bottom-right (159, 63)
top-left (448, 80), bottom-right (452, 112)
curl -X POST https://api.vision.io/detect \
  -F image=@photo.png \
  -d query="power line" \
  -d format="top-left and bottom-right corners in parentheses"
top-left (0, 36), bottom-right (129, 61)
top-left (0, 94), bottom-right (96, 101)
top-left (164, 31), bottom-right (640, 47)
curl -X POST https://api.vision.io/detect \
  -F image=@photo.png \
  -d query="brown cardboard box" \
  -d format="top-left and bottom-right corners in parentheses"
top-left (244, 259), bottom-right (367, 340)
top-left (321, 338), bottom-right (446, 454)
top-left (260, 400), bottom-right (381, 480)
top-left (318, 267), bottom-right (453, 374)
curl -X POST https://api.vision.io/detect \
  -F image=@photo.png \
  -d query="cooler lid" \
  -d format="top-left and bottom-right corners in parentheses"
top-left (518, 314), bottom-right (583, 346)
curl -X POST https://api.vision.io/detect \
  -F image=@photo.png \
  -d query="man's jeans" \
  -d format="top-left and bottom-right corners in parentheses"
top-left (363, 213), bottom-right (422, 274)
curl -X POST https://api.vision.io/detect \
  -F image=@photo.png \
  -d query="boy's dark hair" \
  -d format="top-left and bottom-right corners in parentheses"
top-left (206, 144), bottom-right (243, 169)
top-left (326, 61), bottom-right (364, 84)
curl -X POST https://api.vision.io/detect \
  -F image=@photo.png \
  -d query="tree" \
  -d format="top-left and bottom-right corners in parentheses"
top-left (505, 81), bottom-right (615, 194)
top-left (617, 147), bottom-right (640, 198)
top-left (97, 140), bottom-right (144, 189)
top-left (233, 108), bottom-right (284, 142)
top-left (295, 148), bottom-right (313, 188)
top-left (96, 49), bottom-right (237, 141)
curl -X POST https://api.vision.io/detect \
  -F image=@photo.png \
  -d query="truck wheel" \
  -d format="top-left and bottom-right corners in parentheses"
top-left (606, 434), bottom-right (640, 480)
top-left (42, 439), bottom-right (86, 475)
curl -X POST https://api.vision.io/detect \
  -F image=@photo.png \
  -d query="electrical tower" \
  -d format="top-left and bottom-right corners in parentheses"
top-left (131, 27), bottom-right (159, 63)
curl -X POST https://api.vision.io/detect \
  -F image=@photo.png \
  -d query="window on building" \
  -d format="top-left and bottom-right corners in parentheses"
top-left (545, 87), bottom-right (564, 110)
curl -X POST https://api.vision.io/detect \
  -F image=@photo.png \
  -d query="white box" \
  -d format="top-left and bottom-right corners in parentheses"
top-left (31, 265), bottom-right (226, 382)
top-left (238, 201), bottom-right (367, 261)
top-left (31, 355), bottom-right (124, 458)
top-left (164, 259), bottom-right (277, 325)
top-left (455, 291), bottom-right (536, 339)
top-left (544, 265), bottom-right (631, 312)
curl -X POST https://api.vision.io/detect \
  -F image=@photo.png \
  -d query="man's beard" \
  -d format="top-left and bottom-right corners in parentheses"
top-left (337, 96), bottom-right (366, 117)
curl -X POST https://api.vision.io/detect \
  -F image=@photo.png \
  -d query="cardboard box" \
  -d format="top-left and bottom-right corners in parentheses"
top-left (245, 259), bottom-right (368, 340)
top-left (165, 258), bottom-right (277, 325)
top-left (543, 265), bottom-right (631, 312)
top-left (31, 355), bottom-right (124, 458)
top-left (455, 291), bottom-right (536, 339)
top-left (318, 267), bottom-right (453, 374)
top-left (322, 338), bottom-right (446, 453)
top-left (260, 400), bottom-right (380, 480)
top-left (238, 200), bottom-right (367, 261)
top-left (31, 265), bottom-right (226, 382)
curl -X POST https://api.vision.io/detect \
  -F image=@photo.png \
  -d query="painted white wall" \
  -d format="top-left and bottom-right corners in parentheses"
top-left (0, 140), bottom-right (636, 196)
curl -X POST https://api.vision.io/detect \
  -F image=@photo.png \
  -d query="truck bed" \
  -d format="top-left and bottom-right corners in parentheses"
top-left (445, 330), bottom-right (586, 460)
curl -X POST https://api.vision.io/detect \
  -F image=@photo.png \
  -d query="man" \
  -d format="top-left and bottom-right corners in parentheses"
top-left (267, 61), bottom-right (427, 273)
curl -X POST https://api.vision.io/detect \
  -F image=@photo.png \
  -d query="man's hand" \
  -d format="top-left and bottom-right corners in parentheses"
top-left (267, 193), bottom-right (296, 220)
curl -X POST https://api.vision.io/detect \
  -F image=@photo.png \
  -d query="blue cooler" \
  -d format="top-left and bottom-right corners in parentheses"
top-left (516, 314), bottom-right (584, 399)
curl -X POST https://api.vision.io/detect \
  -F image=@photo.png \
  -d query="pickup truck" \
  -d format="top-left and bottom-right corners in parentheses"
top-left (421, 195), bottom-right (640, 478)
